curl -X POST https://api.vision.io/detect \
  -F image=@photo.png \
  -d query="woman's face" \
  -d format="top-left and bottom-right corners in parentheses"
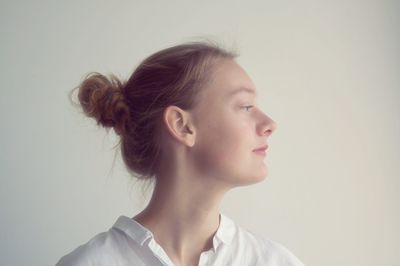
top-left (191, 59), bottom-right (277, 187)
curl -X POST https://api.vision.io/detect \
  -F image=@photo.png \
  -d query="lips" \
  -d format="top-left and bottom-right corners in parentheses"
top-left (253, 144), bottom-right (268, 152)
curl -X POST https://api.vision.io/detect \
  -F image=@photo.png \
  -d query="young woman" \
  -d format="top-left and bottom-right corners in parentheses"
top-left (56, 41), bottom-right (305, 266)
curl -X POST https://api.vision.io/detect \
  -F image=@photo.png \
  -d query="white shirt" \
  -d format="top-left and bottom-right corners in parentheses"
top-left (56, 213), bottom-right (305, 266)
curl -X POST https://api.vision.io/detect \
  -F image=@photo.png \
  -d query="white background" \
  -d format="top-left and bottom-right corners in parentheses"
top-left (1, 0), bottom-right (399, 265)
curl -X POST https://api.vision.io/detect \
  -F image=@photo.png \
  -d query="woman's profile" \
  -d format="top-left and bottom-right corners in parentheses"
top-left (56, 40), bottom-right (305, 266)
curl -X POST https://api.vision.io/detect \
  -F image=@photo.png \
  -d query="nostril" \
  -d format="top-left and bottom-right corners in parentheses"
top-left (263, 128), bottom-right (272, 136)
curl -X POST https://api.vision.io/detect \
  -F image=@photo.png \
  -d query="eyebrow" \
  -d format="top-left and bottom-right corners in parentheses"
top-left (227, 87), bottom-right (257, 97)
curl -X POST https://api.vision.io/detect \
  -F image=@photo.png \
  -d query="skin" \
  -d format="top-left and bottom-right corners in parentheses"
top-left (133, 59), bottom-right (277, 266)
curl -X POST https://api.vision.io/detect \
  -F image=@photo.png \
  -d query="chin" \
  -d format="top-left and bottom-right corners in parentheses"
top-left (235, 173), bottom-right (267, 187)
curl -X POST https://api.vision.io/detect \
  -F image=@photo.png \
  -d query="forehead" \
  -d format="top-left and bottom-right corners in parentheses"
top-left (208, 60), bottom-right (257, 98)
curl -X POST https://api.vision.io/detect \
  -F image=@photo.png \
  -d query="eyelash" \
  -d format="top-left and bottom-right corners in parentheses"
top-left (242, 105), bottom-right (254, 112)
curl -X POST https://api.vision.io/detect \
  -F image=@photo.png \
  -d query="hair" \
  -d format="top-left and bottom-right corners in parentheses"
top-left (69, 40), bottom-right (238, 188)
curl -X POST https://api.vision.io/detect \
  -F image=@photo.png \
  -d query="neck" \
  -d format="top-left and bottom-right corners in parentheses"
top-left (133, 172), bottom-right (230, 264)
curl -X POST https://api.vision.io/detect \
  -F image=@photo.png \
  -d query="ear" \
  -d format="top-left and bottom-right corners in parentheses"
top-left (163, 106), bottom-right (196, 147)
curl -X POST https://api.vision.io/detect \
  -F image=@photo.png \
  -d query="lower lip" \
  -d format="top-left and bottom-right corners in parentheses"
top-left (253, 150), bottom-right (266, 156)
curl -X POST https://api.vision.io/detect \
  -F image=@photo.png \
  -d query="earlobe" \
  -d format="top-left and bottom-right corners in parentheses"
top-left (163, 106), bottom-right (196, 147)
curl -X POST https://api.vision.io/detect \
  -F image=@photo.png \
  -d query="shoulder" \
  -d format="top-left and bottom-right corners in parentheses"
top-left (234, 224), bottom-right (305, 266)
top-left (259, 237), bottom-right (305, 266)
top-left (55, 228), bottom-right (128, 266)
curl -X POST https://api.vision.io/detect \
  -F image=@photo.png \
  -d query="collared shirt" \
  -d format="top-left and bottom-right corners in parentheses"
top-left (56, 213), bottom-right (305, 266)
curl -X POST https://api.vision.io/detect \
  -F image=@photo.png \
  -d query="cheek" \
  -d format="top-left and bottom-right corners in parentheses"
top-left (199, 120), bottom-right (251, 167)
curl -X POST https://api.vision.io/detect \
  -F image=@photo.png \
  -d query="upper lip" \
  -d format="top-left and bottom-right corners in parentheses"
top-left (253, 144), bottom-right (268, 151)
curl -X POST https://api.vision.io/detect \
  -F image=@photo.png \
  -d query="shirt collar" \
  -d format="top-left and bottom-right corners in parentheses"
top-left (112, 213), bottom-right (153, 246)
top-left (112, 212), bottom-right (236, 247)
top-left (215, 212), bottom-right (235, 245)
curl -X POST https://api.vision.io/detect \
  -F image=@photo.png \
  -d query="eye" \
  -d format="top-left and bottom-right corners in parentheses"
top-left (242, 105), bottom-right (254, 112)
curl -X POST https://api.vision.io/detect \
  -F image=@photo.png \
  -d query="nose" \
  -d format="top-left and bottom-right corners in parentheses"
top-left (258, 113), bottom-right (277, 137)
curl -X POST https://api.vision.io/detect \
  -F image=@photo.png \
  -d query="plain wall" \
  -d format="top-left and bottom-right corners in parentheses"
top-left (1, 0), bottom-right (399, 265)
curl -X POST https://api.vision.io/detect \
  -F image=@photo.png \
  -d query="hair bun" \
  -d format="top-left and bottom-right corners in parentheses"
top-left (76, 72), bottom-right (130, 136)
